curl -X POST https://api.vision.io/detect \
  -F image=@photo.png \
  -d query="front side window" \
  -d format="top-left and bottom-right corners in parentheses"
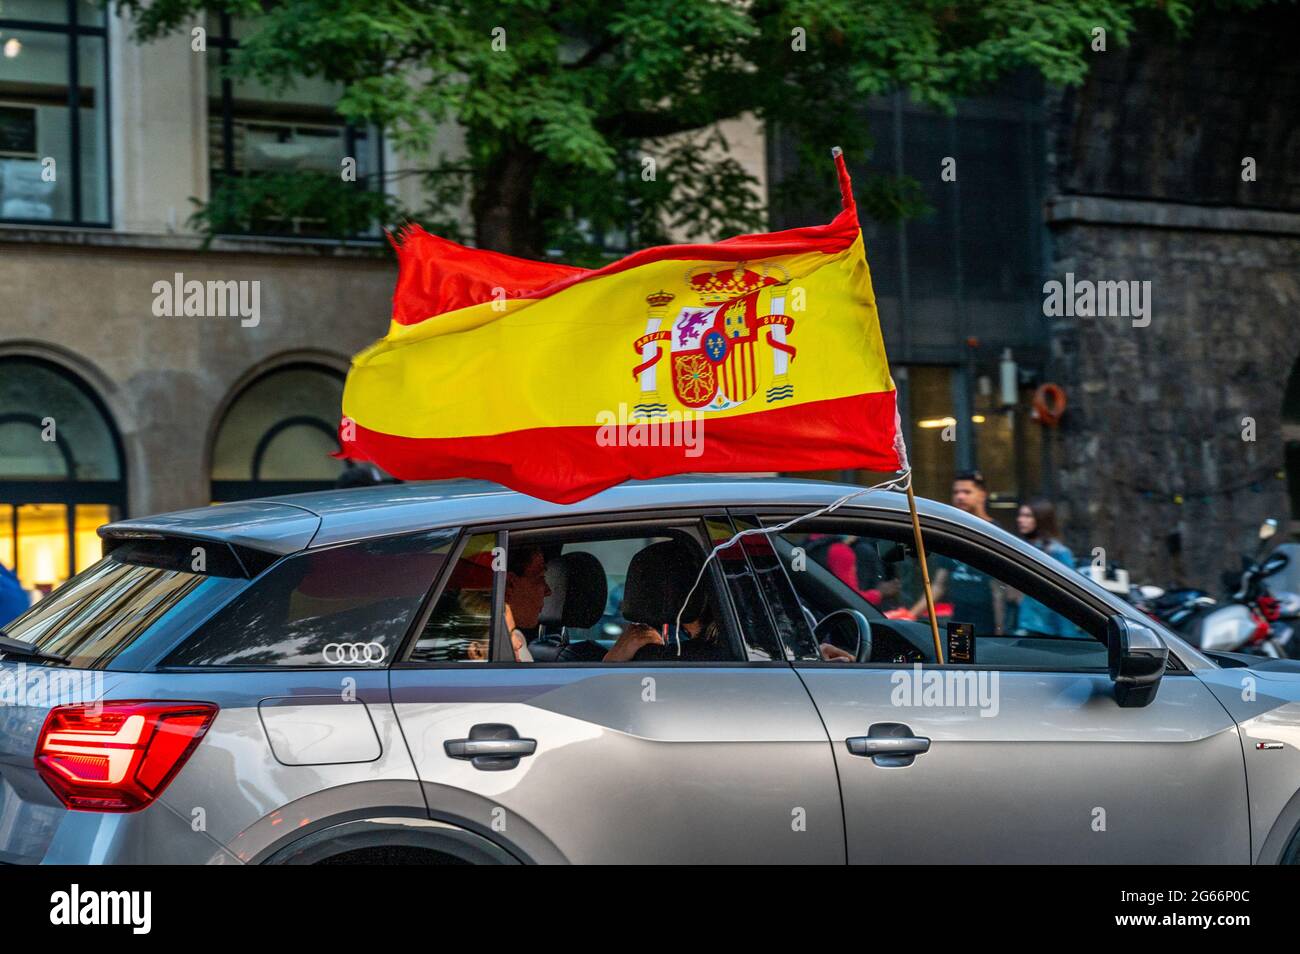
top-left (770, 518), bottom-right (1105, 670)
top-left (163, 530), bottom-right (453, 668)
top-left (0, 1), bottom-right (109, 225)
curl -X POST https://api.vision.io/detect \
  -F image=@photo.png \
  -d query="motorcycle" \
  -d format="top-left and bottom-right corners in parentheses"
top-left (1132, 519), bottom-right (1299, 658)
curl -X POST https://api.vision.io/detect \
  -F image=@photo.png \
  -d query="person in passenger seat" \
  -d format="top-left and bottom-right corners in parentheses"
top-left (503, 546), bottom-right (552, 662)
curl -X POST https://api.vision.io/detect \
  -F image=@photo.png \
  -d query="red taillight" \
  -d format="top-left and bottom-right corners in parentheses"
top-left (34, 701), bottom-right (218, 812)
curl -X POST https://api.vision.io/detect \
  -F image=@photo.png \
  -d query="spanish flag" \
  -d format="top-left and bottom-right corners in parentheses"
top-left (339, 151), bottom-right (905, 504)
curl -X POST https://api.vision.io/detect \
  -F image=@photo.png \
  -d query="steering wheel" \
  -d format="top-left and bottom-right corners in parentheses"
top-left (814, 608), bottom-right (874, 662)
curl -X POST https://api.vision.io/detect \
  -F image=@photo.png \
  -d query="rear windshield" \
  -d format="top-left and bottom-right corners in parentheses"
top-left (1, 539), bottom-right (250, 670)
top-left (162, 529), bottom-right (454, 668)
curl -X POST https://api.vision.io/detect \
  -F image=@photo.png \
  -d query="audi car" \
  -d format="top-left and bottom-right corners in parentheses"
top-left (1, 476), bottom-right (1299, 864)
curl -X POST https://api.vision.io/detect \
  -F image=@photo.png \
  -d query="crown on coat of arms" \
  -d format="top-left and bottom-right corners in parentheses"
top-left (645, 290), bottom-right (676, 308)
top-left (685, 262), bottom-right (789, 304)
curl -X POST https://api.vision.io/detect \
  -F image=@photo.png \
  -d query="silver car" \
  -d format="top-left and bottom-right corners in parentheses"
top-left (1, 476), bottom-right (1298, 864)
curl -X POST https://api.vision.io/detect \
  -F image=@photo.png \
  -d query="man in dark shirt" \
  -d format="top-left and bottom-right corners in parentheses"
top-left (910, 470), bottom-right (1004, 634)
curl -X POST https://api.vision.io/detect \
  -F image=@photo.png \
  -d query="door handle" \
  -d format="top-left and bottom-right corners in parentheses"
top-left (444, 723), bottom-right (536, 771)
top-left (445, 739), bottom-right (537, 758)
top-left (846, 722), bottom-right (930, 767)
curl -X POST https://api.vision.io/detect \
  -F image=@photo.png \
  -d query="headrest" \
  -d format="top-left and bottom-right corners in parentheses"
top-left (538, 551), bottom-right (608, 629)
top-left (619, 538), bottom-right (707, 630)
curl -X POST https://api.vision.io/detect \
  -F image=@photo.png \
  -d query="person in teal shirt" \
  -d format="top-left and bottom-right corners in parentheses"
top-left (1014, 499), bottom-right (1084, 638)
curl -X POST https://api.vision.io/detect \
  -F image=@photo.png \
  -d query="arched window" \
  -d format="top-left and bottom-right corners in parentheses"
top-left (0, 356), bottom-right (126, 597)
top-left (210, 364), bottom-right (346, 501)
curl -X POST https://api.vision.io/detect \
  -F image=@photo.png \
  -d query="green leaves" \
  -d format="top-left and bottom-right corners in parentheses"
top-left (117, 0), bottom-right (1240, 256)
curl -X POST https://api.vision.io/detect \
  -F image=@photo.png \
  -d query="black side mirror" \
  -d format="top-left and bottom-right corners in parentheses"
top-left (1107, 615), bottom-right (1167, 708)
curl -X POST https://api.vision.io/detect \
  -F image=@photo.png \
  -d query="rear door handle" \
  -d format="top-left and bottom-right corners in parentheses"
top-left (444, 723), bottom-right (536, 771)
top-left (846, 722), bottom-right (930, 767)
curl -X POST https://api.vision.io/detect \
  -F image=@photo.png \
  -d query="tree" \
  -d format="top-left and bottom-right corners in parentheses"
top-left (120, 0), bottom-right (1202, 258)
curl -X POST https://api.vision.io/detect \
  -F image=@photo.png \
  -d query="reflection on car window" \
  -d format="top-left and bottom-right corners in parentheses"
top-left (164, 530), bottom-right (452, 668)
top-left (409, 533), bottom-right (496, 663)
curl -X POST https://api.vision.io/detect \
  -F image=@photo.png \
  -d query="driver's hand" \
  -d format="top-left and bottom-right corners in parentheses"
top-left (819, 641), bottom-right (855, 662)
top-left (603, 623), bottom-right (664, 662)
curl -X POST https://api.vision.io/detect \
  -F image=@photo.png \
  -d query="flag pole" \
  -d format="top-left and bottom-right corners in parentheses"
top-left (906, 478), bottom-right (945, 665)
top-left (831, 145), bottom-right (944, 665)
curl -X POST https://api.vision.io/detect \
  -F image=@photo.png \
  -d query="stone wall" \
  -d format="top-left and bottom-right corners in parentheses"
top-left (1044, 4), bottom-right (1300, 590)
top-left (1047, 204), bottom-right (1300, 588)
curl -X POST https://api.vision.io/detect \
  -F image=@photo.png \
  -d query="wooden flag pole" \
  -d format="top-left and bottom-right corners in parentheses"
top-left (906, 478), bottom-right (944, 665)
top-left (830, 145), bottom-right (944, 666)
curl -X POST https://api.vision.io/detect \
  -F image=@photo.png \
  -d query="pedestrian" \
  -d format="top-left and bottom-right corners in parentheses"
top-left (1014, 498), bottom-right (1083, 637)
top-left (910, 470), bottom-right (1003, 632)
top-left (0, 559), bottom-right (30, 628)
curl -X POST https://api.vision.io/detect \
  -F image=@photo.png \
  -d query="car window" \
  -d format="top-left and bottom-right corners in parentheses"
top-left (3, 539), bottom-right (249, 670)
top-left (418, 523), bottom-right (751, 664)
top-left (772, 520), bottom-right (1107, 670)
top-left (406, 532), bottom-right (497, 663)
top-left (163, 530), bottom-right (453, 668)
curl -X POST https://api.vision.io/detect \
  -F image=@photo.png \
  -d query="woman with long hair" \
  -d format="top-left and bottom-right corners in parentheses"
top-left (1014, 499), bottom-right (1083, 638)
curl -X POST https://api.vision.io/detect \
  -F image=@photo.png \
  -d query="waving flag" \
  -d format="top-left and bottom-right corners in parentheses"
top-left (339, 151), bottom-right (906, 503)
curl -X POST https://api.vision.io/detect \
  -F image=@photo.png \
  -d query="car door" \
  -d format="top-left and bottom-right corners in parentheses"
top-left (738, 510), bottom-right (1251, 864)
top-left (388, 514), bottom-right (844, 864)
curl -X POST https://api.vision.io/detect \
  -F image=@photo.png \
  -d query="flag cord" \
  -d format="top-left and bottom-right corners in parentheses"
top-left (669, 469), bottom-right (921, 656)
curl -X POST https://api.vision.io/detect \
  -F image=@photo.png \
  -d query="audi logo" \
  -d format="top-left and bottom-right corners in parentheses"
top-left (322, 642), bottom-right (387, 665)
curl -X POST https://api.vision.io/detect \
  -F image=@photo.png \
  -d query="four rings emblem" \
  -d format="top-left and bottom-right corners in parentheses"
top-left (322, 642), bottom-right (387, 665)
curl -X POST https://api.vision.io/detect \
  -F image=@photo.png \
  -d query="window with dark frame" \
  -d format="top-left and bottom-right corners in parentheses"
top-left (0, 0), bottom-right (110, 226)
top-left (205, 12), bottom-right (384, 239)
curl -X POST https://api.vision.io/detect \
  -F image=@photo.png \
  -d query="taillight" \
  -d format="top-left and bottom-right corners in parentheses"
top-left (34, 701), bottom-right (218, 812)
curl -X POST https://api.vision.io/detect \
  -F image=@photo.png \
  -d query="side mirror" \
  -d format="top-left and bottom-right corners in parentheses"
top-left (814, 609), bottom-right (873, 662)
top-left (1107, 615), bottom-right (1167, 708)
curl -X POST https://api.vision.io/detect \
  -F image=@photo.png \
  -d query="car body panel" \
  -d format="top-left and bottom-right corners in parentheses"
top-left (796, 667), bottom-right (1250, 863)
top-left (1190, 666), bottom-right (1300, 862)
top-left (389, 665), bottom-right (844, 863)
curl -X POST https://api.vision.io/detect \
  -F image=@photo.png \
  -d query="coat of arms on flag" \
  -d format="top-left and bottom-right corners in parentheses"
top-left (632, 264), bottom-right (797, 418)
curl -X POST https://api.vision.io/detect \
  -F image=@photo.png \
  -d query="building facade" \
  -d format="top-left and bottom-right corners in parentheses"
top-left (2, 1), bottom-right (1296, 600)
top-left (0, 3), bottom-right (399, 596)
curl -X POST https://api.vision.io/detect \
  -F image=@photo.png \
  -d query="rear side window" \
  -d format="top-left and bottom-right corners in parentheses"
top-left (163, 530), bottom-right (454, 668)
top-left (2, 540), bottom-right (249, 670)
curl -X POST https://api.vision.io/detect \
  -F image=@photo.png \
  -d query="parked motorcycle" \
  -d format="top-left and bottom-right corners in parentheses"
top-left (1131, 519), bottom-right (1299, 658)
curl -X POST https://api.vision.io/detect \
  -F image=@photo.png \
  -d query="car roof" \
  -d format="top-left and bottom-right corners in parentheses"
top-left (105, 475), bottom-right (935, 551)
